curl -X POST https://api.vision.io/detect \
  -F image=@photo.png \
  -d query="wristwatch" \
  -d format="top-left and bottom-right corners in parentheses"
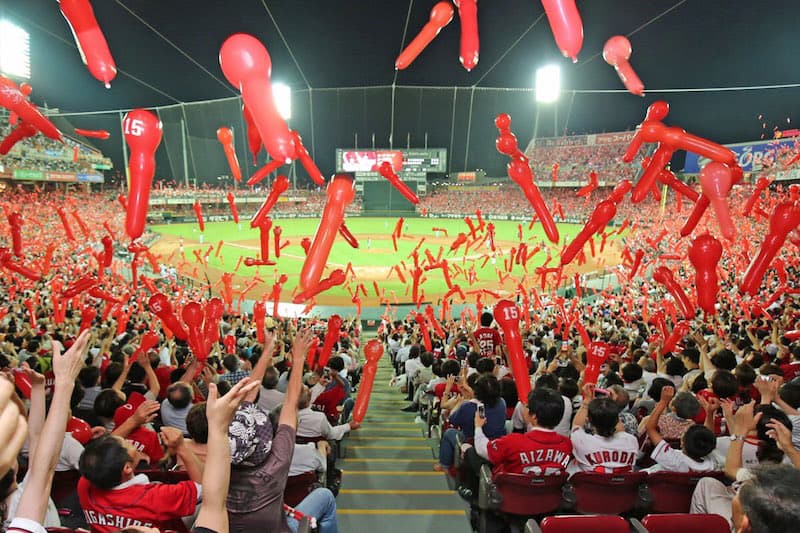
top-left (730, 435), bottom-right (746, 441)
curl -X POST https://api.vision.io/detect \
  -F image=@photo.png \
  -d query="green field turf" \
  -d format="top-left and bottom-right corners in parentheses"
top-left (151, 217), bottom-right (607, 304)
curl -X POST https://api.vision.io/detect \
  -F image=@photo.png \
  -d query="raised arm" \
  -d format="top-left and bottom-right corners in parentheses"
top-left (724, 401), bottom-right (761, 480)
top-left (573, 383), bottom-right (595, 430)
top-left (280, 329), bottom-right (315, 429)
top-left (194, 378), bottom-right (258, 533)
top-left (646, 385), bottom-right (674, 446)
top-left (15, 330), bottom-right (90, 524)
top-left (137, 352), bottom-right (161, 399)
top-left (244, 331), bottom-right (276, 403)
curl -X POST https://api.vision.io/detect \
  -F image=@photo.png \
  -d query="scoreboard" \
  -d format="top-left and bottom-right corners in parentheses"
top-left (335, 148), bottom-right (447, 174)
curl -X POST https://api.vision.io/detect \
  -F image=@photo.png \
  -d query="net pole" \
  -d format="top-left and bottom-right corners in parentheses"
top-left (448, 87), bottom-right (457, 175)
top-left (390, 84), bottom-right (396, 149)
top-left (181, 118), bottom-right (189, 188)
top-left (463, 87), bottom-right (475, 171)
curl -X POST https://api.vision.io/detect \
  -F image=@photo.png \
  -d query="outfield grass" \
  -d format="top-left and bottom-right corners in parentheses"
top-left (151, 217), bottom-right (616, 305)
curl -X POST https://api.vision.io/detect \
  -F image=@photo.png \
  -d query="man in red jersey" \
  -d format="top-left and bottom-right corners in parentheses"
top-left (471, 312), bottom-right (503, 358)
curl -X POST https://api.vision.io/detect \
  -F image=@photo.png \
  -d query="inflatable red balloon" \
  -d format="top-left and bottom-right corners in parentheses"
top-left (493, 300), bottom-right (530, 401)
top-left (662, 321), bottom-right (690, 355)
top-left (101, 235), bottom-right (113, 267)
top-left (252, 175), bottom-right (290, 228)
top-left (689, 234), bottom-right (722, 315)
top-left (507, 156), bottom-right (559, 243)
top-left (136, 330), bottom-right (160, 358)
top-left (226, 192), bottom-right (240, 224)
top-left (395, 2), bottom-right (454, 70)
top-left (182, 302), bottom-right (207, 361)
top-left (7, 212), bottom-right (23, 257)
top-left (541, 0), bottom-right (583, 62)
top-left (0, 76), bottom-right (62, 140)
top-left (148, 293), bottom-right (188, 340)
top-left (317, 314), bottom-right (343, 370)
top-left (603, 36), bottom-right (644, 96)
top-left (743, 177), bottom-right (771, 217)
top-left (217, 127), bottom-right (242, 182)
top-left (220, 34), bottom-right (295, 164)
top-left (193, 200), bottom-right (205, 233)
top-left (123, 109), bottom-right (162, 240)
top-left (300, 175), bottom-right (355, 293)
top-left (253, 301), bottom-right (267, 343)
top-left (378, 162), bottom-right (419, 204)
top-left (0, 122), bottom-right (38, 155)
top-left (290, 131), bottom-right (326, 187)
top-left (740, 201), bottom-right (800, 295)
top-left (59, 0), bottom-right (117, 87)
top-left (699, 162), bottom-right (736, 240)
top-left (415, 313), bottom-right (433, 352)
top-left (79, 305), bottom-right (97, 333)
top-left (242, 104), bottom-right (262, 165)
top-left (454, 0), bottom-right (479, 71)
top-left (293, 269), bottom-right (346, 304)
top-left (653, 266), bottom-right (696, 319)
top-left (561, 180), bottom-right (631, 266)
top-left (56, 207), bottom-right (76, 242)
top-left (74, 128), bottom-right (110, 140)
top-left (352, 339), bottom-right (384, 423)
top-left (8, 82), bottom-right (31, 126)
top-left (66, 416), bottom-right (92, 445)
top-left (584, 341), bottom-right (611, 386)
top-left (203, 298), bottom-right (224, 351)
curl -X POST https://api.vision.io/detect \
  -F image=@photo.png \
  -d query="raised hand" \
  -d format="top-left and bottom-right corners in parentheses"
top-left (53, 329), bottom-right (91, 384)
top-left (206, 378), bottom-right (259, 433)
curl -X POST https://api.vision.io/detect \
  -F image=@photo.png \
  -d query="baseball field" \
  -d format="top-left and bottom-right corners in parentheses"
top-left (149, 217), bottom-right (624, 308)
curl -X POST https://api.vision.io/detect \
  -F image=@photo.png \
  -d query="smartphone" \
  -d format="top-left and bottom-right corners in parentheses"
top-left (561, 341), bottom-right (569, 351)
top-left (477, 404), bottom-right (486, 419)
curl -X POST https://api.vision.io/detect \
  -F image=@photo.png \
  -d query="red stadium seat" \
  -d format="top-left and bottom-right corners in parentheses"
top-left (645, 471), bottom-right (726, 514)
top-left (284, 471), bottom-right (322, 507)
top-left (567, 471), bottom-right (648, 515)
top-left (537, 515), bottom-right (629, 533)
top-left (637, 513), bottom-right (730, 533)
top-left (478, 465), bottom-right (567, 532)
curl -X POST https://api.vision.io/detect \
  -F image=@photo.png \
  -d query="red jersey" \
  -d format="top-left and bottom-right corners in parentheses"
top-left (487, 428), bottom-right (572, 476)
top-left (474, 327), bottom-right (502, 357)
top-left (78, 475), bottom-right (198, 533)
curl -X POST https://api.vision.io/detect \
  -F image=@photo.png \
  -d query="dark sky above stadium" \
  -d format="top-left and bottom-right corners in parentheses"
top-left (4, 0), bottom-right (800, 155)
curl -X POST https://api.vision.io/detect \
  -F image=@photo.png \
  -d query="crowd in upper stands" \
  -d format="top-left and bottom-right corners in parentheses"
top-left (0, 124), bottom-right (110, 176)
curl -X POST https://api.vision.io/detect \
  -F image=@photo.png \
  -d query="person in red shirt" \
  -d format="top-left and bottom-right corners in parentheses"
top-left (471, 312), bottom-right (503, 358)
top-left (77, 429), bottom-right (203, 533)
top-left (457, 387), bottom-right (573, 502)
top-left (112, 392), bottom-right (164, 464)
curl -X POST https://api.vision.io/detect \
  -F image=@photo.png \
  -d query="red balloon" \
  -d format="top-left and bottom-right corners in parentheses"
top-left (0, 76), bottom-right (62, 140)
top-left (193, 200), bottom-right (205, 233)
top-left (699, 162), bottom-right (736, 240)
top-left (0, 122), bottom-right (38, 155)
top-left (253, 301), bottom-right (267, 343)
top-left (291, 131), bottom-right (326, 187)
top-left (182, 302), bottom-right (207, 361)
top-left (653, 266), bottom-right (696, 319)
top-left (300, 175), bottom-right (355, 293)
top-left (507, 155), bottom-right (559, 243)
top-left (293, 269), bottom-right (347, 304)
top-left (79, 305), bottom-right (97, 333)
top-left (454, 0), bottom-right (479, 71)
top-left (743, 177), bottom-right (771, 217)
top-left (338, 222), bottom-right (359, 249)
top-left (226, 192), bottom-right (240, 224)
top-left (59, 0), bottom-right (117, 87)
top-left (689, 234), bottom-right (723, 315)
top-left (7, 212), bottom-right (23, 257)
top-left (352, 339), bottom-right (384, 423)
top-left (220, 34), bottom-right (295, 164)
top-left (495, 131), bottom-right (519, 157)
top-left (217, 127), bottom-right (242, 183)
top-left (74, 128), bottom-right (110, 140)
top-left (123, 109), bottom-right (162, 240)
top-left (66, 416), bottom-right (92, 445)
top-left (395, 2), bottom-right (454, 70)
top-left (273, 225), bottom-right (286, 256)
top-left (740, 201), bottom-right (800, 295)
top-left (541, 0), bottom-right (583, 62)
top-left (136, 330), bottom-right (160, 358)
top-left (252, 175), bottom-right (290, 228)
top-left (584, 342), bottom-right (611, 386)
top-left (101, 235), bottom-right (113, 267)
top-left (662, 322), bottom-right (690, 355)
top-left (317, 314), bottom-right (344, 370)
top-left (415, 313), bottom-right (433, 352)
top-left (13, 370), bottom-right (31, 399)
top-left (242, 104), bottom-right (263, 165)
top-left (56, 206), bottom-right (76, 242)
top-left (493, 300), bottom-right (530, 401)
top-left (148, 293), bottom-right (188, 340)
top-left (603, 36), bottom-right (644, 96)
top-left (494, 113), bottom-right (512, 131)
top-left (203, 298), bottom-right (224, 351)
top-left (657, 166), bottom-right (699, 202)
top-left (378, 162), bottom-right (419, 204)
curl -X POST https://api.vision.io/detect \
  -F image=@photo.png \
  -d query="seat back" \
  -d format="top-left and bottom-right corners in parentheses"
top-left (646, 471), bottom-right (725, 513)
top-left (51, 470), bottom-right (82, 505)
top-left (540, 515), bottom-right (629, 533)
top-left (641, 513), bottom-right (730, 533)
top-left (494, 472), bottom-right (567, 516)
top-left (137, 469), bottom-right (190, 484)
top-left (569, 471), bottom-right (648, 515)
top-left (284, 471), bottom-right (320, 507)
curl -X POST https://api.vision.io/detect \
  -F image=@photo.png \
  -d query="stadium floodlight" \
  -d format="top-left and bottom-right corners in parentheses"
top-left (535, 64), bottom-right (560, 103)
top-left (0, 20), bottom-right (31, 79)
top-left (273, 82), bottom-right (291, 120)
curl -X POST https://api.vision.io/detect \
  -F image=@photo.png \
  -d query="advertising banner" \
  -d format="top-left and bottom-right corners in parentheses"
top-left (47, 172), bottom-right (77, 182)
top-left (77, 173), bottom-right (104, 183)
top-left (683, 137), bottom-right (799, 174)
top-left (13, 169), bottom-right (44, 180)
top-left (336, 148), bottom-right (446, 173)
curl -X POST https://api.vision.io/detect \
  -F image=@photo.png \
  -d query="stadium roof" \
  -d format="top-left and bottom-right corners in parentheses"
top-left (4, 0), bottom-right (800, 166)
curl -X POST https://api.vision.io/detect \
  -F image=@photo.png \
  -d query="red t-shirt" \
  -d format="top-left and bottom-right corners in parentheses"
top-left (433, 382), bottom-right (461, 399)
top-left (314, 384), bottom-right (345, 423)
top-left (781, 362), bottom-right (800, 382)
top-left (154, 366), bottom-right (176, 401)
top-left (487, 428), bottom-right (573, 476)
top-left (475, 327), bottom-right (503, 357)
top-left (77, 475), bottom-right (198, 533)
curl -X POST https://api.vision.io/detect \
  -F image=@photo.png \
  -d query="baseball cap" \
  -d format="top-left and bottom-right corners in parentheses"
top-left (113, 392), bottom-right (148, 427)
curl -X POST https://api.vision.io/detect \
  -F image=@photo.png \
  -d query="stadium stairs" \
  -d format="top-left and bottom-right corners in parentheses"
top-left (337, 340), bottom-right (469, 532)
